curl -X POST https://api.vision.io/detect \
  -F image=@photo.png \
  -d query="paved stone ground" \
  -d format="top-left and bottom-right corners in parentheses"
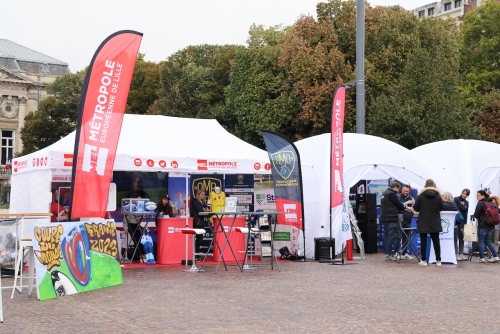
top-left (1, 253), bottom-right (500, 333)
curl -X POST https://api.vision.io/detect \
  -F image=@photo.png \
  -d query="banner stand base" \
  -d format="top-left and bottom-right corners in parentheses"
top-left (331, 260), bottom-right (357, 266)
top-left (291, 258), bottom-right (315, 263)
top-left (318, 258), bottom-right (335, 263)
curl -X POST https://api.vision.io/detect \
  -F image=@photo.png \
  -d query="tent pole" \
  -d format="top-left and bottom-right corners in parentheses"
top-left (185, 173), bottom-right (189, 265)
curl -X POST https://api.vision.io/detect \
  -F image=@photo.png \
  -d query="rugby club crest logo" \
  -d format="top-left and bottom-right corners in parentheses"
top-left (270, 151), bottom-right (295, 180)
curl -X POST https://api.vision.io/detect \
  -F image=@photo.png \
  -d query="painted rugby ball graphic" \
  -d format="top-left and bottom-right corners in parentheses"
top-left (145, 201), bottom-right (157, 211)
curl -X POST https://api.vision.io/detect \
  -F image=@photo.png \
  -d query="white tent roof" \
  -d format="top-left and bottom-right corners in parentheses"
top-left (295, 133), bottom-right (444, 258)
top-left (412, 139), bottom-right (500, 217)
top-left (12, 114), bottom-right (271, 175)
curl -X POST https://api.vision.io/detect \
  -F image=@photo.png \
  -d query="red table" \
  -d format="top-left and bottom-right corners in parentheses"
top-left (212, 216), bottom-right (246, 263)
top-left (157, 217), bottom-right (193, 265)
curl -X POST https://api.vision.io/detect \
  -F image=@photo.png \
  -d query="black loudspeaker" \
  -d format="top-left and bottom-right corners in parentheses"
top-left (356, 193), bottom-right (378, 254)
top-left (314, 237), bottom-right (335, 260)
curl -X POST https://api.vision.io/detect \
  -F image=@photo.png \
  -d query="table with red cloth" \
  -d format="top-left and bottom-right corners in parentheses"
top-left (156, 217), bottom-right (193, 265)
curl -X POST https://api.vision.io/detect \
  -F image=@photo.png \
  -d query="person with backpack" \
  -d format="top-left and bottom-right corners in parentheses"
top-left (490, 196), bottom-right (500, 249)
top-left (473, 190), bottom-right (500, 263)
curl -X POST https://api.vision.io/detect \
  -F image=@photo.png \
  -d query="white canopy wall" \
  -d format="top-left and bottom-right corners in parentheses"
top-left (412, 139), bottom-right (500, 219)
top-left (11, 114), bottom-right (271, 214)
top-left (295, 133), bottom-right (446, 258)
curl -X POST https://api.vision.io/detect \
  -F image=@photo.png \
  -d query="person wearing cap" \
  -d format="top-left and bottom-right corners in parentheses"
top-left (155, 194), bottom-right (174, 226)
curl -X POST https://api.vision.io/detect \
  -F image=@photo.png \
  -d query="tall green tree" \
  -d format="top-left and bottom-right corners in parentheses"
top-left (280, 13), bottom-right (355, 137)
top-left (280, 2), bottom-right (421, 138)
top-left (368, 18), bottom-right (479, 148)
top-left (459, 0), bottom-right (500, 107)
top-left (126, 53), bottom-right (161, 114)
top-left (475, 91), bottom-right (500, 143)
top-left (459, 0), bottom-right (500, 142)
top-left (153, 44), bottom-right (241, 118)
top-left (217, 24), bottom-right (301, 147)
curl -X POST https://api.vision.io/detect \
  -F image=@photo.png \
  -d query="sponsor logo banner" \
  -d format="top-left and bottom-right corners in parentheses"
top-left (331, 85), bottom-right (346, 208)
top-left (70, 31), bottom-right (143, 218)
top-left (262, 131), bottom-right (304, 232)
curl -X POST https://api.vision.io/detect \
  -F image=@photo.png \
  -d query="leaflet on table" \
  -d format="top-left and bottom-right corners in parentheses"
top-left (121, 198), bottom-right (153, 213)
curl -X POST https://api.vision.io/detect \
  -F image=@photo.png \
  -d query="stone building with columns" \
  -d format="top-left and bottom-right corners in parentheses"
top-left (0, 39), bottom-right (70, 194)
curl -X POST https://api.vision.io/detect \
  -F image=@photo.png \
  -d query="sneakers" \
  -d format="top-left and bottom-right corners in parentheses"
top-left (436, 261), bottom-right (442, 267)
top-left (418, 261), bottom-right (427, 266)
top-left (402, 254), bottom-right (414, 260)
top-left (385, 255), bottom-right (395, 261)
top-left (488, 257), bottom-right (500, 263)
top-left (478, 258), bottom-right (486, 263)
top-left (456, 254), bottom-right (465, 261)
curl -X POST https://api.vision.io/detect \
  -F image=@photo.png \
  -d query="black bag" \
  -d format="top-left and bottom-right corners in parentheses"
top-left (279, 246), bottom-right (291, 259)
top-left (126, 245), bottom-right (142, 260)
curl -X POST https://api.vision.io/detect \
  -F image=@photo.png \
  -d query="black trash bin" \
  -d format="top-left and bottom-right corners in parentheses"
top-left (314, 237), bottom-right (335, 260)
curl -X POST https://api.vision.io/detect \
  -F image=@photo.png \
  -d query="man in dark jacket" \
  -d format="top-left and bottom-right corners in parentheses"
top-left (413, 179), bottom-right (443, 266)
top-left (380, 182), bottom-right (412, 261)
top-left (473, 190), bottom-right (499, 263)
top-left (190, 189), bottom-right (208, 260)
top-left (453, 188), bottom-right (470, 260)
top-left (398, 185), bottom-right (415, 260)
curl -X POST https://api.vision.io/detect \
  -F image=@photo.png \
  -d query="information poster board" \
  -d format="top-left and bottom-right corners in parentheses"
top-left (225, 174), bottom-right (254, 212)
top-left (31, 219), bottom-right (123, 300)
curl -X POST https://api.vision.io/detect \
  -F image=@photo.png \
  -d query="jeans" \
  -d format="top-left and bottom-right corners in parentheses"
top-left (454, 222), bottom-right (464, 254)
top-left (401, 221), bottom-right (411, 255)
top-left (478, 227), bottom-right (499, 259)
top-left (384, 222), bottom-right (401, 255)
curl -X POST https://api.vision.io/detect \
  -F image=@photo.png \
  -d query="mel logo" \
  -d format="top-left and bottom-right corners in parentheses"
top-left (270, 151), bottom-right (295, 179)
top-left (159, 160), bottom-right (166, 168)
top-left (265, 163), bottom-right (271, 171)
top-left (284, 203), bottom-right (298, 223)
top-left (147, 159), bottom-right (154, 167)
top-left (171, 161), bottom-right (178, 168)
top-left (82, 144), bottom-right (108, 176)
top-left (197, 159), bottom-right (207, 170)
top-left (254, 162), bottom-right (261, 170)
top-left (64, 154), bottom-right (73, 167)
top-left (134, 158), bottom-right (142, 167)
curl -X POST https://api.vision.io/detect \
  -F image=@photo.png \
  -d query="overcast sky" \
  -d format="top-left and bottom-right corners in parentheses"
top-left (2, 0), bottom-right (432, 72)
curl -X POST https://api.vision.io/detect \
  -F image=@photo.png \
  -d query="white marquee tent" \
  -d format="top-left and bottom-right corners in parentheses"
top-left (10, 114), bottom-right (271, 216)
top-left (412, 139), bottom-right (500, 219)
top-left (295, 133), bottom-right (446, 258)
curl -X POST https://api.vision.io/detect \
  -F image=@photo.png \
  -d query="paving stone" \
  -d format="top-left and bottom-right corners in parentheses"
top-left (1, 253), bottom-right (499, 333)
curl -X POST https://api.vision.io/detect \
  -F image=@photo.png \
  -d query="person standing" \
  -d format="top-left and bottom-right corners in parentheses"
top-left (123, 193), bottom-right (144, 261)
top-left (453, 189), bottom-right (470, 260)
top-left (442, 192), bottom-right (458, 211)
top-left (50, 188), bottom-right (63, 222)
top-left (397, 185), bottom-right (415, 260)
top-left (380, 182), bottom-right (413, 261)
top-left (473, 190), bottom-right (500, 263)
top-left (490, 196), bottom-right (500, 249)
top-left (190, 189), bottom-right (208, 260)
top-left (413, 179), bottom-right (443, 266)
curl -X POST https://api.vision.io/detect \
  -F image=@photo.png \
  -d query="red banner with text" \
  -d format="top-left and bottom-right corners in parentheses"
top-left (69, 31), bottom-right (143, 218)
top-left (330, 85), bottom-right (346, 208)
